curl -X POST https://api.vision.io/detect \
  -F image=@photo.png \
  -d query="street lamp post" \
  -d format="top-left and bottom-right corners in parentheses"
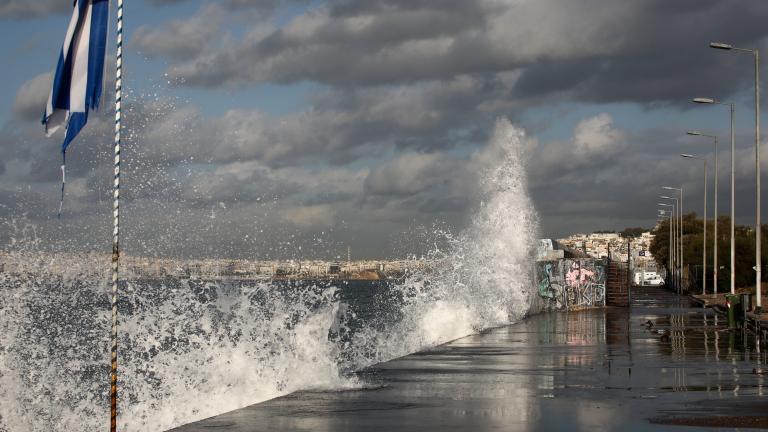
top-left (661, 196), bottom-right (679, 291)
top-left (681, 153), bottom-right (708, 295)
top-left (658, 211), bottom-right (669, 265)
top-left (664, 186), bottom-right (684, 292)
top-left (693, 98), bottom-right (736, 295)
top-left (669, 211), bottom-right (674, 288)
top-left (686, 131), bottom-right (718, 294)
top-left (660, 204), bottom-right (676, 288)
top-left (711, 42), bottom-right (761, 311)
top-left (662, 198), bottom-right (676, 291)
top-left (659, 207), bottom-right (674, 287)
top-left (662, 191), bottom-right (682, 292)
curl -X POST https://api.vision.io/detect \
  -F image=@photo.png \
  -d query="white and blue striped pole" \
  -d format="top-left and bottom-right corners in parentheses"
top-left (110, 0), bottom-right (123, 430)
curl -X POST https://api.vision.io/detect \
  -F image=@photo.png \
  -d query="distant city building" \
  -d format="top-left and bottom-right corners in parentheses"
top-left (557, 231), bottom-right (657, 271)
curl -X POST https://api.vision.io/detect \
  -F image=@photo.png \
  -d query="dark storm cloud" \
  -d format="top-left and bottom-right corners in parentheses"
top-left (513, 1), bottom-right (768, 105)
top-left (160, 0), bottom-right (499, 86)
top-left (150, 0), bottom-right (768, 107)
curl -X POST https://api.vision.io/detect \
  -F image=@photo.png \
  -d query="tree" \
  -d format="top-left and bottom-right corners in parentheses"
top-left (650, 213), bottom-right (768, 290)
top-left (620, 227), bottom-right (647, 238)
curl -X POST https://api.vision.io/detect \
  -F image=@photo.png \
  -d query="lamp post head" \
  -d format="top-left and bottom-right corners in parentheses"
top-left (662, 186), bottom-right (677, 191)
top-left (660, 195), bottom-right (673, 199)
top-left (693, 97), bottom-right (715, 104)
top-left (710, 42), bottom-right (733, 50)
top-left (687, 130), bottom-right (702, 136)
top-left (680, 154), bottom-right (696, 158)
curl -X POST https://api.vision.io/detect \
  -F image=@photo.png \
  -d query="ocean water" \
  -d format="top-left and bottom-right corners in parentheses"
top-left (0, 119), bottom-right (538, 431)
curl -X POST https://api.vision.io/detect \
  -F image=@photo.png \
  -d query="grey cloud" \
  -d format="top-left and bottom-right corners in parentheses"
top-left (279, 204), bottom-right (335, 229)
top-left (0, 85), bottom-right (492, 258)
top-left (131, 75), bottom-right (516, 171)
top-left (0, 69), bottom-right (521, 257)
top-left (149, 0), bottom-right (311, 11)
top-left (150, 0), bottom-right (768, 108)
top-left (415, 195), bottom-right (470, 214)
top-left (6, 90), bottom-right (766, 258)
top-left (511, 0), bottom-right (768, 105)
top-left (149, 0), bottom-right (192, 5)
top-left (134, 2), bottom-right (319, 64)
top-left (527, 120), bottom-right (768, 238)
top-left (0, 0), bottom-right (68, 18)
top-left (131, 5), bottom-right (225, 60)
top-left (13, 73), bottom-right (50, 121)
top-left (528, 113), bottom-right (626, 184)
top-left (160, 0), bottom-right (636, 87)
top-left (364, 152), bottom-right (461, 196)
top-left (10, 0), bottom-right (768, 258)
top-left (223, 0), bottom-right (311, 11)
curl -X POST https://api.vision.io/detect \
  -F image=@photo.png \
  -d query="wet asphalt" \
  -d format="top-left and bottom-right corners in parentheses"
top-left (173, 286), bottom-right (768, 431)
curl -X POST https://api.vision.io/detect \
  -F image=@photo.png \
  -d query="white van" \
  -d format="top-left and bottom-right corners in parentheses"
top-left (634, 271), bottom-right (664, 286)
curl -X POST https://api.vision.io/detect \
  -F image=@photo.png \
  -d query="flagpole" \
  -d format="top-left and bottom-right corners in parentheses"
top-left (110, 0), bottom-right (123, 430)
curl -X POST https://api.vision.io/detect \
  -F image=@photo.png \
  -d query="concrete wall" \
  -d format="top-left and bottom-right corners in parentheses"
top-left (534, 259), bottom-right (606, 311)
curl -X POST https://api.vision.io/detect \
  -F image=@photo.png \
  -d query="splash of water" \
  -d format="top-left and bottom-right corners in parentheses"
top-left (342, 119), bottom-right (539, 366)
top-left (0, 119), bottom-right (537, 431)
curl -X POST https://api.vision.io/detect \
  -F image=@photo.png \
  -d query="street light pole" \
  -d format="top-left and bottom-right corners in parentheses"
top-left (664, 186), bottom-right (684, 292)
top-left (686, 132), bottom-right (718, 293)
top-left (681, 187), bottom-right (684, 293)
top-left (693, 99), bottom-right (736, 295)
top-left (757, 49), bottom-right (761, 311)
top-left (710, 42), bottom-right (761, 311)
top-left (682, 154), bottom-right (708, 294)
top-left (660, 209), bottom-right (674, 287)
top-left (661, 195), bottom-right (678, 290)
top-left (731, 102), bottom-right (736, 296)
top-left (669, 212), bottom-right (674, 288)
top-left (662, 189), bottom-right (683, 292)
top-left (660, 203), bottom-right (675, 288)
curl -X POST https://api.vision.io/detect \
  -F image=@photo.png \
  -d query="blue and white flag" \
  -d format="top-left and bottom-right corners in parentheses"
top-left (42, 0), bottom-right (109, 216)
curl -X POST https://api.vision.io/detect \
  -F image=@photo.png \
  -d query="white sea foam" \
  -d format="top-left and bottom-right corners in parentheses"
top-left (344, 119), bottom-right (539, 366)
top-left (0, 119), bottom-right (537, 431)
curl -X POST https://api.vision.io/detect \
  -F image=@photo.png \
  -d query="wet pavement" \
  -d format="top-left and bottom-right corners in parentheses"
top-left (173, 286), bottom-right (768, 431)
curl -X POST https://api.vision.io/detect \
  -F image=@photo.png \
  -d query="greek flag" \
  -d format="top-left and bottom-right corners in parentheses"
top-left (42, 0), bottom-right (109, 216)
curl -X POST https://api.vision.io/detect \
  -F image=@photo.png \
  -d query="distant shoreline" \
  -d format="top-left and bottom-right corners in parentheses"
top-left (125, 270), bottom-right (409, 283)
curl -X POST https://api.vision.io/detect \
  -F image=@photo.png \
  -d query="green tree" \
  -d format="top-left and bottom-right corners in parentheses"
top-left (620, 227), bottom-right (647, 238)
top-left (650, 213), bottom-right (768, 290)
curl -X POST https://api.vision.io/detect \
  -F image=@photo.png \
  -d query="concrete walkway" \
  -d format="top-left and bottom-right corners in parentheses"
top-left (173, 286), bottom-right (768, 431)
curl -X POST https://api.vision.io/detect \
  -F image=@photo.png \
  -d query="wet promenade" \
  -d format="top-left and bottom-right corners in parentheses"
top-left (174, 286), bottom-right (768, 431)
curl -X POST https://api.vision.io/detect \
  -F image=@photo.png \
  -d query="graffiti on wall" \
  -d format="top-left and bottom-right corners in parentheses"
top-left (537, 259), bottom-right (606, 310)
